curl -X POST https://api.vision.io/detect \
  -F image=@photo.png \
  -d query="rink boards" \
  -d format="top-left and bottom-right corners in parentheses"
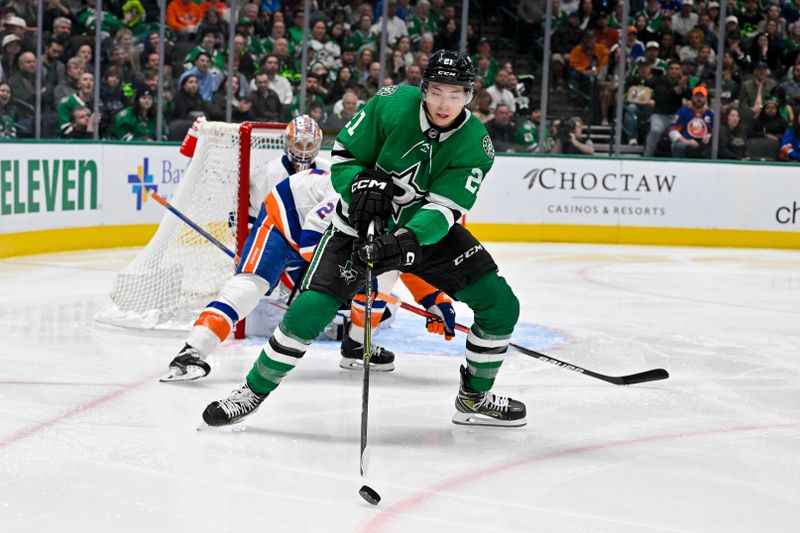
top-left (0, 143), bottom-right (798, 257)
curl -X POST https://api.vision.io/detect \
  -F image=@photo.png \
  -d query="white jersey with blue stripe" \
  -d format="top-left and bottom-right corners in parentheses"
top-left (249, 155), bottom-right (332, 220)
top-left (264, 168), bottom-right (338, 260)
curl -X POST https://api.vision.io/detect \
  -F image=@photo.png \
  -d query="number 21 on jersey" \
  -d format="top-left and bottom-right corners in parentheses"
top-left (345, 110), bottom-right (366, 136)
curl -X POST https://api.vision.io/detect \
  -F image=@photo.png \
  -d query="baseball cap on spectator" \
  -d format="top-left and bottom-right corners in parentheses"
top-left (478, 36), bottom-right (489, 45)
top-left (763, 98), bottom-right (778, 108)
top-left (568, 10), bottom-right (580, 18)
top-left (692, 85), bottom-right (708, 97)
top-left (681, 56), bottom-right (697, 65)
top-left (627, 25), bottom-right (638, 34)
top-left (2, 34), bottom-right (21, 48)
top-left (646, 41), bottom-right (659, 49)
top-left (754, 61), bottom-right (770, 70)
top-left (681, 0), bottom-right (694, 6)
top-left (4, 16), bottom-right (26, 28)
top-left (708, 1), bottom-right (720, 8)
top-left (725, 15), bottom-right (738, 24)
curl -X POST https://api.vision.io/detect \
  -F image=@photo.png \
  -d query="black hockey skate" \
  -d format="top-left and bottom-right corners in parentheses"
top-left (159, 345), bottom-right (212, 383)
top-left (452, 365), bottom-right (527, 427)
top-left (339, 335), bottom-right (395, 372)
top-left (201, 383), bottom-right (268, 427)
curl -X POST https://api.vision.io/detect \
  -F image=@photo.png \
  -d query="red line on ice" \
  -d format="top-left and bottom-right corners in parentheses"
top-left (360, 421), bottom-right (800, 532)
top-left (0, 372), bottom-right (160, 450)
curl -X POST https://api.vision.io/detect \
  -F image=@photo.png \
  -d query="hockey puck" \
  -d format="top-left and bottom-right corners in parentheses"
top-left (359, 484), bottom-right (381, 505)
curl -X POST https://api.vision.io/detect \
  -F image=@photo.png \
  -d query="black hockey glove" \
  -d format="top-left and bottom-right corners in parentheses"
top-left (357, 227), bottom-right (421, 273)
top-left (348, 168), bottom-right (394, 237)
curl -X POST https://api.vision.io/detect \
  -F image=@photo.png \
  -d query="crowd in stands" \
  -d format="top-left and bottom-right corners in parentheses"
top-left (544, 0), bottom-right (800, 160)
top-left (0, 0), bottom-right (799, 161)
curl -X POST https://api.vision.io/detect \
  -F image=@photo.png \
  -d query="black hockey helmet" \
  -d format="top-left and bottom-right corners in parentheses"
top-left (421, 49), bottom-right (475, 105)
top-left (422, 49), bottom-right (475, 88)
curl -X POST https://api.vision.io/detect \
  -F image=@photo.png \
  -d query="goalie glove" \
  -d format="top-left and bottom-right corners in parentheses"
top-left (419, 290), bottom-right (456, 341)
top-left (348, 168), bottom-right (394, 237)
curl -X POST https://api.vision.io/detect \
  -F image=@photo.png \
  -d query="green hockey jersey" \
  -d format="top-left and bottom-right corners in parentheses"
top-left (330, 84), bottom-right (496, 246)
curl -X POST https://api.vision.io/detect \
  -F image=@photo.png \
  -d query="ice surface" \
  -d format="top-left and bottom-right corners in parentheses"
top-left (1, 243), bottom-right (798, 533)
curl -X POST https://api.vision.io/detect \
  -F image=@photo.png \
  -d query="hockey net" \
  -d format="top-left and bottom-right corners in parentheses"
top-left (95, 121), bottom-right (286, 332)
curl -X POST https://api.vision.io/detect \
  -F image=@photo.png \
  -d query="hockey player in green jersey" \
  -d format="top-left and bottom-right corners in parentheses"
top-left (202, 50), bottom-right (526, 428)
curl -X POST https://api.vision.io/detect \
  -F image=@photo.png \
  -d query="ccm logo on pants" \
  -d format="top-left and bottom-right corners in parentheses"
top-left (454, 244), bottom-right (484, 266)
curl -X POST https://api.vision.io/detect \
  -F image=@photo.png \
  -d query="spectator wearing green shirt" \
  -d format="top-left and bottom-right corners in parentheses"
top-left (111, 88), bottom-right (167, 141)
top-left (76, 0), bottom-right (124, 36)
top-left (349, 13), bottom-right (378, 53)
top-left (406, 0), bottom-right (438, 48)
top-left (516, 104), bottom-right (550, 153)
top-left (0, 82), bottom-right (18, 139)
top-left (471, 38), bottom-right (499, 87)
top-left (183, 31), bottom-right (225, 71)
top-left (58, 72), bottom-right (100, 138)
top-left (288, 7), bottom-right (306, 47)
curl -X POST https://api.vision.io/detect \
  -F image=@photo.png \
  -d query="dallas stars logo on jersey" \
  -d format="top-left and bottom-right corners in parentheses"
top-left (338, 260), bottom-right (358, 284)
top-left (482, 135), bottom-right (495, 159)
top-left (380, 162), bottom-right (424, 221)
top-left (377, 85), bottom-right (399, 97)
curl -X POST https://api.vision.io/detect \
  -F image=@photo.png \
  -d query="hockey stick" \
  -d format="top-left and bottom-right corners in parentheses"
top-left (141, 183), bottom-right (241, 263)
top-left (375, 292), bottom-right (669, 386)
top-left (360, 220), bottom-right (376, 477)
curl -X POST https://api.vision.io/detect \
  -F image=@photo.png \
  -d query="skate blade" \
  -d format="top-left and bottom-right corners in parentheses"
top-left (159, 366), bottom-right (206, 383)
top-left (196, 421), bottom-right (247, 433)
top-left (451, 412), bottom-right (527, 427)
top-left (339, 358), bottom-right (395, 372)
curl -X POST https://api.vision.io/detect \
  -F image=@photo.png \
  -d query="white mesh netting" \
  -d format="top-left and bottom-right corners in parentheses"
top-left (96, 121), bottom-right (285, 332)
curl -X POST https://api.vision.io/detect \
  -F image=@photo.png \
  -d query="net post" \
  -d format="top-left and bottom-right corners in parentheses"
top-left (235, 122), bottom-right (253, 339)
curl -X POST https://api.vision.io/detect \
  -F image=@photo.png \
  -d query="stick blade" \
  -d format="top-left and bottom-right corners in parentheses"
top-left (620, 368), bottom-right (670, 385)
top-left (360, 446), bottom-right (371, 477)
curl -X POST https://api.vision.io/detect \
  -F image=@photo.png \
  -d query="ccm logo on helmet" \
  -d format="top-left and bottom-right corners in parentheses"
top-left (352, 179), bottom-right (388, 191)
top-left (453, 244), bottom-right (483, 265)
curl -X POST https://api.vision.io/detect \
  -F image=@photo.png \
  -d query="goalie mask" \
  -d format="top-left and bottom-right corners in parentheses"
top-left (421, 49), bottom-right (475, 107)
top-left (284, 115), bottom-right (322, 171)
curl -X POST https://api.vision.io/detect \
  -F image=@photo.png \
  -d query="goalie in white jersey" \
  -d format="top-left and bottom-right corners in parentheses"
top-left (248, 115), bottom-right (332, 222)
top-left (162, 119), bottom-right (456, 382)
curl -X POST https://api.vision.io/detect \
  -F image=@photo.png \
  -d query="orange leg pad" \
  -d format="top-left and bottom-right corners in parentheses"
top-left (194, 311), bottom-right (233, 342)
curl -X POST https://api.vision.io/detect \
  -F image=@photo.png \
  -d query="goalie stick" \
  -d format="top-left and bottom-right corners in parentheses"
top-left (142, 187), bottom-right (668, 386)
top-left (143, 187), bottom-right (241, 263)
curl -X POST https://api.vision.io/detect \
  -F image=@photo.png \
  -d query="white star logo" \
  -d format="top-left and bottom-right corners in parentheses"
top-left (377, 162), bottom-right (424, 221)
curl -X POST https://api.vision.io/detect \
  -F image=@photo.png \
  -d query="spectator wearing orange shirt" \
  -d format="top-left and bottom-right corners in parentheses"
top-left (594, 13), bottom-right (619, 50)
top-left (568, 30), bottom-right (609, 103)
top-left (167, 0), bottom-right (205, 39)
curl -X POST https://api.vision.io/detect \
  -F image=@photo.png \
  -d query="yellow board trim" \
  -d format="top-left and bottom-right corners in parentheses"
top-left (1, 223), bottom-right (797, 259)
top-left (0, 225), bottom-right (159, 258)
top-left (467, 224), bottom-right (800, 250)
